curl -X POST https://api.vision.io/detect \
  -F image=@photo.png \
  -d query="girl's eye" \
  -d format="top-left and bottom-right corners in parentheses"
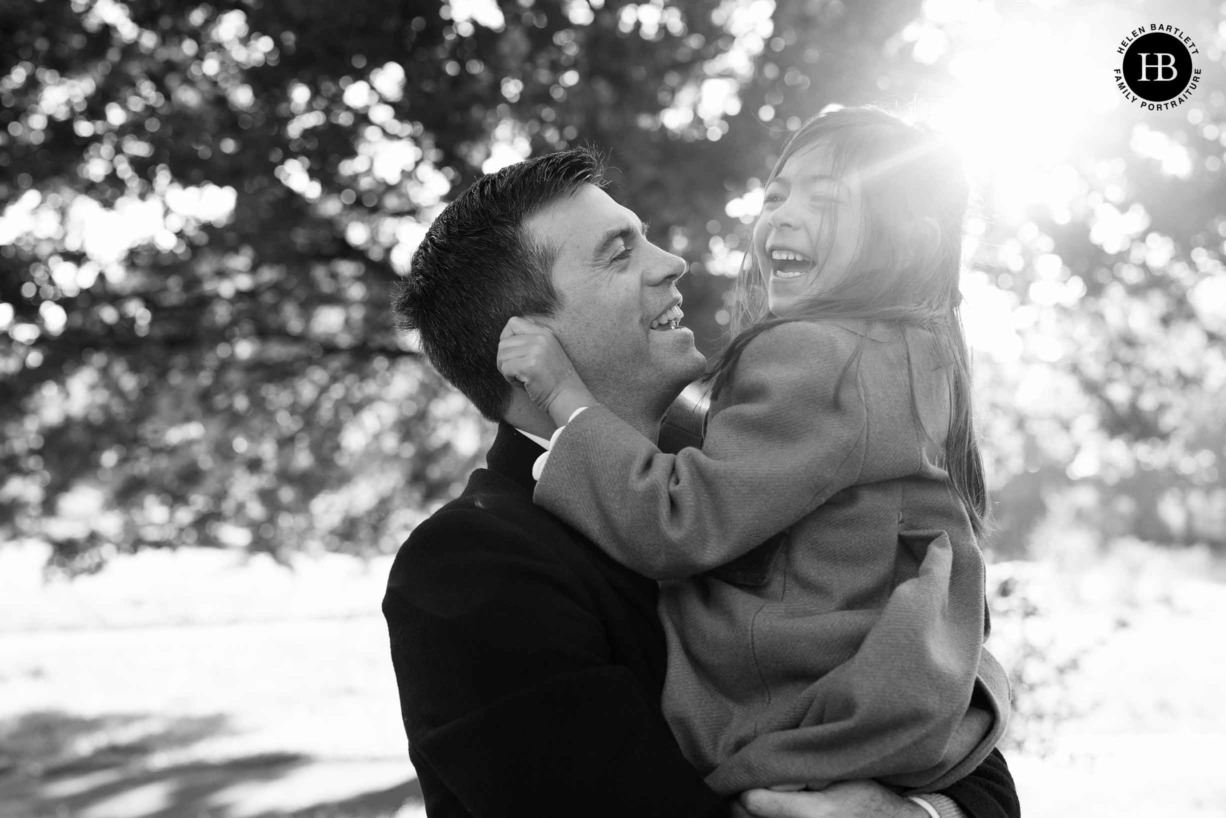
top-left (764, 192), bottom-right (784, 205)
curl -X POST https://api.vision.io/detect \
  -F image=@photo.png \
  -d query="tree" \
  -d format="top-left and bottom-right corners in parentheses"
top-left (2, 0), bottom-right (1223, 572)
top-left (0, 0), bottom-right (929, 569)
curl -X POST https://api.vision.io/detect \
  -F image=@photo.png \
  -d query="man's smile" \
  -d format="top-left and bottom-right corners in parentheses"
top-left (650, 305), bottom-right (684, 331)
top-left (649, 299), bottom-right (684, 331)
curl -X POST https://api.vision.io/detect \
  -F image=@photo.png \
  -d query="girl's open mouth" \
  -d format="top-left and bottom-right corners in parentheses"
top-left (770, 249), bottom-right (815, 279)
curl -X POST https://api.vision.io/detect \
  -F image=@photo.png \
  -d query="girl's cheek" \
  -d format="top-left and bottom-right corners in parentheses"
top-left (751, 221), bottom-right (767, 249)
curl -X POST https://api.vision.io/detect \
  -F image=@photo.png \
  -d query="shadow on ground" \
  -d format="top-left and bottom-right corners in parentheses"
top-left (0, 710), bottom-right (421, 818)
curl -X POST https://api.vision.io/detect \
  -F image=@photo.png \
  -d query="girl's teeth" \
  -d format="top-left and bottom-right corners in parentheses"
top-left (770, 249), bottom-right (814, 278)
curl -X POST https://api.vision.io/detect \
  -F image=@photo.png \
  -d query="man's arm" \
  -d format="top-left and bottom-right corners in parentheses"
top-left (383, 506), bottom-right (728, 818)
top-left (740, 750), bottom-right (1020, 818)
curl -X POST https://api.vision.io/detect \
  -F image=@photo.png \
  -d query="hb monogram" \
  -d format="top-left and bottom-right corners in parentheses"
top-left (1115, 26), bottom-right (1200, 109)
top-left (1137, 53), bottom-right (1178, 81)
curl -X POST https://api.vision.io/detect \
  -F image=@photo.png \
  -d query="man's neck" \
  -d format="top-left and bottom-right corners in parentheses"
top-left (503, 399), bottom-right (556, 441)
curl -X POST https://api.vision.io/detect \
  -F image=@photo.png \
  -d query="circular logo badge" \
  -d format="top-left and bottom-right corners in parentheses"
top-left (1121, 32), bottom-right (1193, 102)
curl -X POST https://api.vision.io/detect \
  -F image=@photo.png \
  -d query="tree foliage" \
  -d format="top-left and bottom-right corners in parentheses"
top-left (2, 0), bottom-right (1224, 570)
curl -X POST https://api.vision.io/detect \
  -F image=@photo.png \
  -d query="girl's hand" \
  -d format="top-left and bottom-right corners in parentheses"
top-left (497, 317), bottom-right (597, 426)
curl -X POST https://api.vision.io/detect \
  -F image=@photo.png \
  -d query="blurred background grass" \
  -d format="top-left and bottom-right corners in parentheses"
top-left (2, 0), bottom-right (1225, 815)
top-left (3, 536), bottom-right (1223, 818)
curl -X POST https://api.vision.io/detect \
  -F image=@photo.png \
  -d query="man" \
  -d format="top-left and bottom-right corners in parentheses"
top-left (385, 148), bottom-right (1020, 818)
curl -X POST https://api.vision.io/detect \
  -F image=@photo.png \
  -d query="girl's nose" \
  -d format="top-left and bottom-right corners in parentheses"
top-left (768, 199), bottom-right (801, 231)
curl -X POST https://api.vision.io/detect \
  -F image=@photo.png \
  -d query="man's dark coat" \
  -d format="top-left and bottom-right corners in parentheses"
top-left (384, 423), bottom-right (1021, 818)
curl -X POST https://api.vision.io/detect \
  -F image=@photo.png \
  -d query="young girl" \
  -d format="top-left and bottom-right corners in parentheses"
top-left (498, 107), bottom-right (1010, 797)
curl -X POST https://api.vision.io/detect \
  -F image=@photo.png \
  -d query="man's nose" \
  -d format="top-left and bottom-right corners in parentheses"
top-left (647, 244), bottom-right (688, 285)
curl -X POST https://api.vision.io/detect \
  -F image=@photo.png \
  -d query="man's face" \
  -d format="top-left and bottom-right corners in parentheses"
top-left (525, 185), bottom-right (706, 423)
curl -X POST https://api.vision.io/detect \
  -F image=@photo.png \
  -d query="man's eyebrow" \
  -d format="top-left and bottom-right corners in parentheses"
top-left (592, 220), bottom-right (649, 260)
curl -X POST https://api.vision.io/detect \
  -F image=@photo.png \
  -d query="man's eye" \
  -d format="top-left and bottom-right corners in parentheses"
top-left (613, 245), bottom-right (632, 261)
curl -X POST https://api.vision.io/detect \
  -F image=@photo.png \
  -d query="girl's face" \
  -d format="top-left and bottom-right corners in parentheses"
top-left (753, 143), bottom-right (865, 318)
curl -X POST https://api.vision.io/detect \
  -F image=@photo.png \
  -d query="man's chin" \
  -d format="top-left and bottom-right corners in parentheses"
top-left (653, 324), bottom-right (702, 351)
top-left (649, 324), bottom-right (698, 350)
top-left (640, 326), bottom-right (706, 396)
top-left (664, 336), bottom-right (708, 391)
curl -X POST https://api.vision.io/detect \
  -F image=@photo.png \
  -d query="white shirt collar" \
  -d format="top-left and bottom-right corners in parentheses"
top-left (514, 427), bottom-right (552, 451)
top-left (514, 408), bottom-right (588, 482)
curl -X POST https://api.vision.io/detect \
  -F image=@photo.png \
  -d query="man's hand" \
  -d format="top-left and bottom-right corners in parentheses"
top-left (497, 317), bottom-right (596, 426)
top-left (740, 780), bottom-right (929, 818)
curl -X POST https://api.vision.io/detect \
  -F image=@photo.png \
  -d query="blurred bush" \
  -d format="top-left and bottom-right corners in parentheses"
top-left (987, 559), bottom-right (1115, 758)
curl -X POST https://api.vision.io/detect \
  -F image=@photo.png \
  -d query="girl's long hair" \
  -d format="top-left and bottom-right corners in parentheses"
top-left (708, 106), bottom-right (988, 535)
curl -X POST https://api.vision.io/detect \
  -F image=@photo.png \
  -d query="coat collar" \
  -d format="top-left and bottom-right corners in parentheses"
top-left (824, 317), bottom-right (900, 342)
top-left (484, 421), bottom-right (546, 492)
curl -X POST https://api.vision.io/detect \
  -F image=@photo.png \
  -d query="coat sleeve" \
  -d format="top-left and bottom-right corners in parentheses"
top-left (383, 508), bottom-right (729, 818)
top-left (535, 321), bottom-right (868, 579)
top-left (938, 748), bottom-right (1022, 818)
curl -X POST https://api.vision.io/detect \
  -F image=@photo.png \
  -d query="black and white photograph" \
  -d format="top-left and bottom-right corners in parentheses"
top-left (1, 1), bottom-right (1223, 816)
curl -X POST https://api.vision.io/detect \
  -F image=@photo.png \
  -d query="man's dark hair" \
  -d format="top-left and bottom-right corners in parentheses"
top-left (394, 148), bottom-right (606, 420)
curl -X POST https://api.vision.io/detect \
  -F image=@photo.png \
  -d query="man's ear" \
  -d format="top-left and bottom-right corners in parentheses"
top-left (520, 312), bottom-right (559, 333)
